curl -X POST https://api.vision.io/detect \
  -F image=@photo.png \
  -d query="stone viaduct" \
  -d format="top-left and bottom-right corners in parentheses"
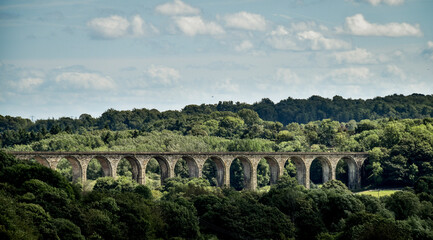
top-left (10, 151), bottom-right (368, 190)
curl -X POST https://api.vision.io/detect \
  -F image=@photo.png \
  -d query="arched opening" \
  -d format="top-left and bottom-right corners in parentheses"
top-left (338, 157), bottom-right (358, 189)
top-left (145, 158), bottom-right (161, 188)
top-left (145, 156), bottom-right (169, 186)
top-left (86, 159), bottom-right (104, 180)
top-left (230, 157), bottom-right (252, 190)
top-left (117, 158), bottom-right (133, 179)
top-left (174, 156), bottom-right (199, 178)
top-left (284, 156), bottom-right (307, 186)
top-left (336, 160), bottom-right (349, 185)
top-left (56, 156), bottom-right (82, 182)
top-left (203, 157), bottom-right (224, 187)
top-left (117, 156), bottom-right (140, 182)
top-left (257, 157), bottom-right (280, 188)
top-left (310, 157), bottom-right (331, 187)
top-left (87, 156), bottom-right (112, 181)
top-left (361, 157), bottom-right (372, 188)
top-left (31, 156), bottom-right (50, 168)
top-left (56, 158), bottom-right (73, 181)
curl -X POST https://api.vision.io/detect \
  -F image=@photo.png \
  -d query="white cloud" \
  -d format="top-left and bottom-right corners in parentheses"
top-left (87, 15), bottom-right (157, 39)
top-left (174, 16), bottom-right (224, 36)
top-left (11, 77), bottom-right (44, 91)
top-left (297, 30), bottom-right (350, 50)
top-left (275, 68), bottom-right (300, 84)
top-left (87, 15), bottom-right (130, 39)
top-left (235, 40), bottom-right (253, 52)
top-left (146, 65), bottom-right (180, 86)
top-left (224, 12), bottom-right (266, 31)
top-left (335, 48), bottom-right (377, 64)
top-left (155, 0), bottom-right (200, 16)
top-left (343, 14), bottom-right (422, 37)
top-left (266, 25), bottom-right (349, 51)
top-left (384, 64), bottom-right (406, 79)
top-left (131, 15), bottom-right (145, 36)
top-left (55, 72), bottom-right (115, 90)
top-left (364, 0), bottom-right (404, 6)
top-left (326, 67), bottom-right (372, 84)
top-left (266, 25), bottom-right (298, 50)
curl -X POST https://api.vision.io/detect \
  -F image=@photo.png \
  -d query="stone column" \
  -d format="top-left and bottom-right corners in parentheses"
top-left (76, 156), bottom-right (92, 183)
top-left (195, 156), bottom-right (208, 179)
top-left (276, 156), bottom-right (287, 183)
top-left (106, 156), bottom-right (122, 178)
top-left (135, 156), bottom-right (150, 185)
top-left (221, 157), bottom-right (232, 187)
top-left (166, 156), bottom-right (176, 180)
top-left (45, 156), bottom-right (61, 170)
top-left (304, 156), bottom-right (315, 189)
top-left (329, 156), bottom-right (340, 181)
top-left (353, 157), bottom-right (366, 189)
top-left (247, 157), bottom-right (258, 190)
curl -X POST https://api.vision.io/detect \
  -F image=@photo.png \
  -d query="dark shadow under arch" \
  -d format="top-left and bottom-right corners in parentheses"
top-left (230, 156), bottom-right (253, 190)
top-left (338, 156), bottom-right (358, 189)
top-left (204, 156), bottom-right (225, 187)
top-left (310, 157), bottom-right (332, 185)
top-left (286, 156), bottom-right (307, 186)
top-left (174, 156), bottom-right (199, 178)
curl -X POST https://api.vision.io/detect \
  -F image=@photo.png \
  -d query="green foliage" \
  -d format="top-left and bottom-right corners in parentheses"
top-left (230, 159), bottom-right (245, 190)
top-left (159, 199), bottom-right (200, 239)
top-left (201, 192), bottom-right (296, 240)
top-left (116, 158), bottom-right (133, 178)
top-left (414, 176), bottom-right (433, 195)
top-left (322, 179), bottom-right (350, 193)
top-left (87, 159), bottom-right (104, 180)
top-left (383, 190), bottom-right (420, 220)
top-left (0, 162), bottom-right (76, 200)
top-left (339, 211), bottom-right (411, 240)
top-left (53, 218), bottom-right (85, 240)
top-left (93, 176), bottom-right (138, 192)
top-left (56, 158), bottom-right (73, 181)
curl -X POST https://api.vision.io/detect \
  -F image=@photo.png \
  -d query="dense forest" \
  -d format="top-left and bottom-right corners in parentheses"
top-left (1, 94), bottom-right (433, 135)
top-left (2, 94), bottom-right (433, 239)
top-left (2, 150), bottom-right (433, 240)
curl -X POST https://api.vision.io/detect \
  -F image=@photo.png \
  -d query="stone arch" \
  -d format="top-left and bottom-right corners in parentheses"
top-left (33, 156), bottom-right (50, 168)
top-left (148, 155), bottom-right (170, 185)
top-left (310, 156), bottom-right (332, 185)
top-left (338, 156), bottom-right (359, 189)
top-left (204, 156), bottom-right (225, 187)
top-left (120, 156), bottom-right (141, 182)
top-left (92, 156), bottom-right (113, 178)
top-left (230, 156), bottom-right (253, 190)
top-left (287, 156), bottom-right (307, 186)
top-left (174, 156), bottom-right (199, 178)
top-left (260, 156), bottom-right (280, 185)
top-left (62, 156), bottom-right (82, 182)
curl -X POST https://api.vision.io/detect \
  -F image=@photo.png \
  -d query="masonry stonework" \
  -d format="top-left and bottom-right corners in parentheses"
top-left (10, 151), bottom-right (368, 190)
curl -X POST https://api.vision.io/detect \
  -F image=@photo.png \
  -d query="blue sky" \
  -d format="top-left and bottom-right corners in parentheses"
top-left (0, 0), bottom-right (432, 119)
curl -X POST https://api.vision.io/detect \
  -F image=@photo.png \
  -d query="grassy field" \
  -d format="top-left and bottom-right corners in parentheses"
top-left (356, 189), bottom-right (400, 197)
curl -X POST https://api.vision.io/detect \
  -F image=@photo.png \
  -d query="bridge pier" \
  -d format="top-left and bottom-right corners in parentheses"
top-left (10, 152), bottom-right (368, 190)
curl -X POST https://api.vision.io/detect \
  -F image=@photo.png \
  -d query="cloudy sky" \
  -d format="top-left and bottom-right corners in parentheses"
top-left (0, 0), bottom-right (432, 119)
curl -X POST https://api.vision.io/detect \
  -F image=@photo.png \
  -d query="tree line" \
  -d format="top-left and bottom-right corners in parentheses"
top-left (1, 94), bottom-right (433, 135)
